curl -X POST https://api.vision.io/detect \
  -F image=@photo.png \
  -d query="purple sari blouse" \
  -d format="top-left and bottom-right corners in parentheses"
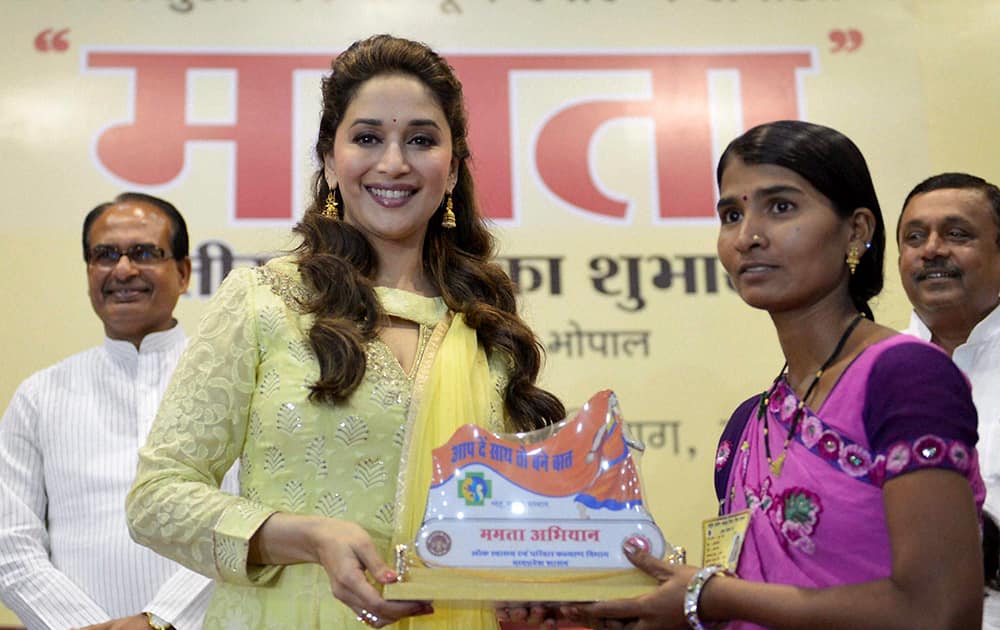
top-left (714, 335), bottom-right (984, 629)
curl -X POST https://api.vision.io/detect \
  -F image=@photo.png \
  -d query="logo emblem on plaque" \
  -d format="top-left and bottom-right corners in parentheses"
top-left (459, 472), bottom-right (492, 506)
top-left (425, 531), bottom-right (452, 557)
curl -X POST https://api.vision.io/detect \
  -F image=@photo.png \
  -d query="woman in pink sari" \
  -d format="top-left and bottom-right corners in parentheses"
top-left (565, 121), bottom-right (985, 629)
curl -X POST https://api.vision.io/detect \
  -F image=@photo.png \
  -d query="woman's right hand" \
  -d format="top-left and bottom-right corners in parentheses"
top-left (561, 543), bottom-right (698, 630)
top-left (251, 513), bottom-right (433, 627)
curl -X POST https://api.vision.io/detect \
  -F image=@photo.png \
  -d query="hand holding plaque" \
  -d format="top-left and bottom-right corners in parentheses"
top-left (385, 390), bottom-right (674, 602)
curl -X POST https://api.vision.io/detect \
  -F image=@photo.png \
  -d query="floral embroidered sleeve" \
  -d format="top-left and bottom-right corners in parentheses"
top-left (714, 395), bottom-right (760, 507)
top-left (126, 268), bottom-right (280, 586)
top-left (862, 341), bottom-right (980, 484)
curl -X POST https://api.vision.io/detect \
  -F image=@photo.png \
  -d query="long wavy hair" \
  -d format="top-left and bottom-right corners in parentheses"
top-left (716, 120), bottom-right (886, 320)
top-left (293, 34), bottom-right (564, 431)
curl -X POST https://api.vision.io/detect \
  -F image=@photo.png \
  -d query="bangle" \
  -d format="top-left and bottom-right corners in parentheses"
top-left (145, 612), bottom-right (172, 630)
top-left (683, 565), bottom-right (733, 630)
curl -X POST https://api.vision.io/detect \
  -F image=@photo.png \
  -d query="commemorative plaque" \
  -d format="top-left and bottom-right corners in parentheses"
top-left (384, 390), bottom-right (673, 602)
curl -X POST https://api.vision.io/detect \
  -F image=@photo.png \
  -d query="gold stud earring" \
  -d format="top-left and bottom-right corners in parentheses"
top-left (441, 193), bottom-right (456, 229)
top-left (323, 187), bottom-right (339, 219)
top-left (846, 244), bottom-right (861, 275)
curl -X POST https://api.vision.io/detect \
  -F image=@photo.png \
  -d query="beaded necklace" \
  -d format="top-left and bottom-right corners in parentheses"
top-left (757, 313), bottom-right (864, 477)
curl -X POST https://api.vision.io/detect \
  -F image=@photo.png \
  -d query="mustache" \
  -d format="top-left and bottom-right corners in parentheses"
top-left (913, 260), bottom-right (962, 281)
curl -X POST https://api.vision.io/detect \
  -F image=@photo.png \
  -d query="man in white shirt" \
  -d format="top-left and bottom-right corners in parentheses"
top-left (897, 172), bottom-right (1000, 629)
top-left (0, 193), bottom-right (212, 630)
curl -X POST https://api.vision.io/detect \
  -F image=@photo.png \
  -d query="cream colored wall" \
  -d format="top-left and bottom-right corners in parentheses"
top-left (2, 1), bottom-right (998, 626)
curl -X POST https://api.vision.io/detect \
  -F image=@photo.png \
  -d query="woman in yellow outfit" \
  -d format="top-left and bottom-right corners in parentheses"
top-left (126, 34), bottom-right (564, 629)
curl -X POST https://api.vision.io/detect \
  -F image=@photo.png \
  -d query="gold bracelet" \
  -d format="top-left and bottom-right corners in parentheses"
top-left (145, 612), bottom-right (172, 630)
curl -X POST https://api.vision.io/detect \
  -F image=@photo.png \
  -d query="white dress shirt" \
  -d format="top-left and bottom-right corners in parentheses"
top-left (905, 305), bottom-right (1000, 630)
top-left (0, 325), bottom-right (215, 630)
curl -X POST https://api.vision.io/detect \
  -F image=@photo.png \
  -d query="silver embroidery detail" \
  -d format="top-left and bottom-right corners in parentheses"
top-left (375, 502), bottom-right (395, 527)
top-left (393, 424), bottom-right (406, 449)
top-left (335, 415), bottom-right (370, 447)
top-left (263, 446), bottom-right (286, 473)
top-left (248, 409), bottom-right (263, 439)
top-left (276, 402), bottom-right (303, 434)
top-left (217, 537), bottom-right (244, 573)
top-left (288, 339), bottom-right (314, 364)
top-left (258, 370), bottom-right (280, 397)
top-left (283, 480), bottom-right (306, 512)
top-left (354, 457), bottom-right (387, 489)
top-left (258, 306), bottom-right (283, 337)
top-left (306, 436), bottom-right (328, 477)
top-left (255, 266), bottom-right (312, 311)
top-left (315, 492), bottom-right (347, 518)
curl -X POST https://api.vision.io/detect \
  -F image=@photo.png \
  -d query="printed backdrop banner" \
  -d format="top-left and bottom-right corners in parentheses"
top-left (2, 1), bottom-right (999, 625)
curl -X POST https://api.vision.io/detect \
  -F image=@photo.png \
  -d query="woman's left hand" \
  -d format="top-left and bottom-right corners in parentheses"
top-left (562, 545), bottom-right (697, 630)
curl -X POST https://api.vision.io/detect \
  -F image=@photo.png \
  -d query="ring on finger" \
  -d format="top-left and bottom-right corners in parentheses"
top-left (667, 545), bottom-right (687, 565)
top-left (356, 608), bottom-right (380, 627)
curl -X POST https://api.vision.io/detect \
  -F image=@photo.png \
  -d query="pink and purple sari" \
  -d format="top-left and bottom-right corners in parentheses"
top-left (714, 335), bottom-right (985, 629)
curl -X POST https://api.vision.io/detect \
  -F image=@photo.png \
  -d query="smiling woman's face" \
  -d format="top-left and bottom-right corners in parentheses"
top-left (716, 157), bottom-right (852, 314)
top-left (322, 73), bottom-right (458, 254)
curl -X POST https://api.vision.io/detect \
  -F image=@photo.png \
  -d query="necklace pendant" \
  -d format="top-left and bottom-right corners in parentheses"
top-left (770, 453), bottom-right (786, 477)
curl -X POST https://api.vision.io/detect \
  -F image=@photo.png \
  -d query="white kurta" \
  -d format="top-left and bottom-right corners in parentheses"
top-left (905, 305), bottom-right (1000, 630)
top-left (905, 306), bottom-right (1000, 517)
top-left (0, 325), bottom-right (217, 630)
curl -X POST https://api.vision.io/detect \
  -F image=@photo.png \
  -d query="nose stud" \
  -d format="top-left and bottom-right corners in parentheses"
top-left (752, 234), bottom-right (762, 242)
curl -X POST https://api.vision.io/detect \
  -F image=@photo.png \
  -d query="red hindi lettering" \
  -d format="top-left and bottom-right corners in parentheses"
top-left (85, 50), bottom-right (811, 224)
top-left (524, 52), bottom-right (813, 221)
top-left (86, 51), bottom-right (330, 221)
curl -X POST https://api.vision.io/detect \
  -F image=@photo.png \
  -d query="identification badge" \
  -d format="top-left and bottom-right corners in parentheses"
top-left (701, 509), bottom-right (750, 571)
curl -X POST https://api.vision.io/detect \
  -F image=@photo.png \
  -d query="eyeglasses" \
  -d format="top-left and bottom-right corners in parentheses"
top-left (87, 244), bottom-right (171, 268)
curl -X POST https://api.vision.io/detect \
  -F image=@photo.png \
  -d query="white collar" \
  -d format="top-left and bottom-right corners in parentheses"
top-left (103, 323), bottom-right (186, 361)
top-left (908, 302), bottom-right (1000, 348)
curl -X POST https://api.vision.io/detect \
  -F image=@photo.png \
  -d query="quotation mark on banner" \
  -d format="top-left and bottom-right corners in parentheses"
top-left (829, 29), bottom-right (863, 53)
top-left (35, 28), bottom-right (71, 52)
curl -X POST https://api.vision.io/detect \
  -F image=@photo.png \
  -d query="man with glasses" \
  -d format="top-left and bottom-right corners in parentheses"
top-left (0, 193), bottom-right (215, 630)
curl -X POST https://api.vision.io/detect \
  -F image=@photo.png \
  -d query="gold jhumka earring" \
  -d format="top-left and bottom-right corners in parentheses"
top-left (846, 244), bottom-right (861, 275)
top-left (441, 193), bottom-right (456, 229)
top-left (323, 187), bottom-right (339, 219)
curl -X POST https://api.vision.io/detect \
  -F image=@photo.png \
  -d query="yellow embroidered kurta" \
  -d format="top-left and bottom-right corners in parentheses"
top-left (126, 257), bottom-right (509, 629)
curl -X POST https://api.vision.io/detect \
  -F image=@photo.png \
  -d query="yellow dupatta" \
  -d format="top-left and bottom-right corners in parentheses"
top-left (390, 311), bottom-right (500, 630)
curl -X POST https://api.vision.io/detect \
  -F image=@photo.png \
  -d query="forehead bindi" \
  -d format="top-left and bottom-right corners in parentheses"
top-left (346, 75), bottom-right (448, 129)
top-left (719, 161), bottom-right (816, 209)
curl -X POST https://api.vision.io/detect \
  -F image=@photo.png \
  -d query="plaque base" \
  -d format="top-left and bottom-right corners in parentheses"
top-left (383, 567), bottom-right (660, 602)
